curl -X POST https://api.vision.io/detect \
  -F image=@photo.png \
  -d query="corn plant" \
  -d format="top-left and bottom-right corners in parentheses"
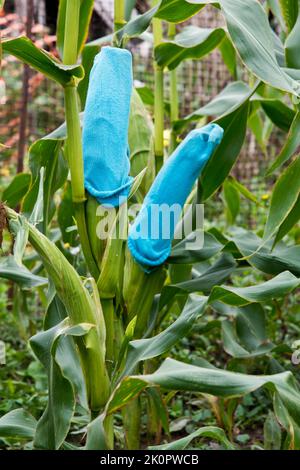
top-left (1, 0), bottom-right (300, 450)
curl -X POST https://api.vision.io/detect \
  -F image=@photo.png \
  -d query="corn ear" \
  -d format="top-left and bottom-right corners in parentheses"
top-left (6, 206), bottom-right (110, 412)
top-left (123, 247), bottom-right (166, 337)
top-left (97, 203), bottom-right (127, 301)
top-left (129, 89), bottom-right (156, 198)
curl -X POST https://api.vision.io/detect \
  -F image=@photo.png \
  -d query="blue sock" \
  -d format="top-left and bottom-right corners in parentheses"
top-left (128, 123), bottom-right (224, 269)
top-left (82, 46), bottom-right (133, 207)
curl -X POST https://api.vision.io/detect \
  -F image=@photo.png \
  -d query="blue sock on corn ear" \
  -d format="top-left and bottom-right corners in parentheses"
top-left (83, 46), bottom-right (133, 207)
top-left (128, 123), bottom-right (224, 269)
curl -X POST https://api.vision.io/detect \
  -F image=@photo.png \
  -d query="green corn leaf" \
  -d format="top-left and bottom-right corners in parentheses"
top-left (30, 318), bottom-right (94, 449)
top-left (0, 255), bottom-right (47, 288)
top-left (125, 0), bottom-right (136, 21)
top-left (168, 231), bottom-right (223, 264)
top-left (259, 99), bottom-right (295, 132)
top-left (2, 173), bottom-right (31, 208)
top-left (274, 394), bottom-right (300, 449)
top-left (159, 253), bottom-right (236, 309)
top-left (86, 33), bottom-right (114, 48)
top-left (146, 387), bottom-right (169, 436)
top-left (22, 138), bottom-right (67, 230)
top-left (267, 112), bottom-right (300, 175)
top-left (222, 0), bottom-right (300, 94)
top-left (136, 85), bottom-right (171, 114)
top-left (114, 316), bottom-right (137, 377)
top-left (78, 45), bottom-right (99, 109)
top-left (29, 167), bottom-right (44, 227)
top-left (264, 411), bottom-right (282, 450)
top-left (263, 156), bottom-right (300, 243)
top-left (115, 5), bottom-right (158, 42)
top-left (223, 178), bottom-right (240, 225)
top-left (228, 176), bottom-right (259, 204)
top-left (106, 357), bottom-right (300, 433)
top-left (279, 0), bottom-right (299, 32)
top-left (229, 227), bottom-right (300, 277)
top-left (85, 414), bottom-right (109, 450)
top-left (248, 107), bottom-right (268, 155)
top-left (174, 81), bottom-right (250, 133)
top-left (156, 0), bottom-right (206, 22)
top-left (2, 37), bottom-right (84, 86)
top-left (155, 26), bottom-right (226, 70)
top-left (116, 0), bottom-right (205, 43)
top-left (285, 11), bottom-right (300, 69)
top-left (128, 168), bottom-right (148, 200)
top-left (12, 216), bottom-right (28, 265)
top-left (209, 270), bottom-right (299, 306)
top-left (274, 194), bottom-right (300, 245)
top-left (272, 29), bottom-right (286, 67)
top-left (188, 0), bottom-right (300, 96)
top-left (149, 426), bottom-right (235, 450)
top-left (199, 94), bottom-right (251, 201)
top-left (121, 295), bottom-right (207, 377)
top-left (222, 306), bottom-right (275, 359)
top-left (235, 304), bottom-right (269, 351)
top-left (45, 288), bottom-right (88, 409)
top-left (219, 34), bottom-right (237, 78)
top-left (0, 409), bottom-right (37, 440)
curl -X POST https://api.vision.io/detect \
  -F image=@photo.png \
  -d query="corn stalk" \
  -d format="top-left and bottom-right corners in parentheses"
top-left (63, 0), bottom-right (99, 280)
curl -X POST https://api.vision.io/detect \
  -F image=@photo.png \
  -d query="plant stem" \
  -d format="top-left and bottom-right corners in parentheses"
top-left (152, 1), bottom-right (164, 174)
top-left (63, 0), bottom-right (80, 65)
top-left (168, 23), bottom-right (179, 153)
top-left (64, 86), bottom-right (85, 203)
top-left (114, 0), bottom-right (126, 31)
top-left (63, 1), bottom-right (99, 279)
top-left (102, 299), bottom-right (115, 377)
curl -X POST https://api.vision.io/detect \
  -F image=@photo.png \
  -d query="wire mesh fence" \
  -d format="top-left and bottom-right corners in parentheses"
top-left (0, 12), bottom-right (63, 175)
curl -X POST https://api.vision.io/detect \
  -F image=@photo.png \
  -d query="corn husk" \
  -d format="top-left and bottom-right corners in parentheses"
top-left (123, 247), bottom-right (166, 337)
top-left (129, 89), bottom-right (155, 199)
top-left (6, 206), bottom-right (110, 412)
top-left (97, 203), bottom-right (128, 301)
